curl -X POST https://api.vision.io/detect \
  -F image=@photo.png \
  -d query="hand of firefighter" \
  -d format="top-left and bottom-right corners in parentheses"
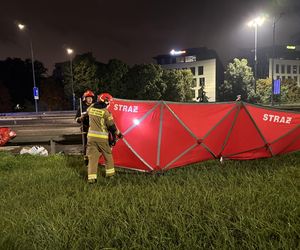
top-left (76, 117), bottom-right (83, 123)
top-left (117, 132), bottom-right (123, 139)
top-left (109, 132), bottom-right (117, 147)
top-left (109, 139), bottom-right (117, 147)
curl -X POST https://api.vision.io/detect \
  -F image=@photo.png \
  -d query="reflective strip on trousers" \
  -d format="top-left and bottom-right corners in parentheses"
top-left (106, 168), bottom-right (115, 176)
top-left (88, 174), bottom-right (97, 180)
top-left (88, 130), bottom-right (109, 139)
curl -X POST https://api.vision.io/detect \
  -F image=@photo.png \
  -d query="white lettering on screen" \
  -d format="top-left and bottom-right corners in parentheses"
top-left (114, 104), bottom-right (138, 113)
top-left (263, 114), bottom-right (292, 124)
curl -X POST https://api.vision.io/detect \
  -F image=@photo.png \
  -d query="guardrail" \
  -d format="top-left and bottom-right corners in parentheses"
top-left (0, 111), bottom-right (83, 155)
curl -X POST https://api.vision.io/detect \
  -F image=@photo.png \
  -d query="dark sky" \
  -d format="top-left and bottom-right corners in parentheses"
top-left (1, 0), bottom-right (299, 73)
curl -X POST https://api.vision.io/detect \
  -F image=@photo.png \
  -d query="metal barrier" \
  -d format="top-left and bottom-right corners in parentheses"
top-left (0, 111), bottom-right (83, 155)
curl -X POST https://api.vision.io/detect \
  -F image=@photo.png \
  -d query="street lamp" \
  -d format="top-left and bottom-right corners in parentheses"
top-left (248, 16), bottom-right (265, 93)
top-left (17, 22), bottom-right (38, 112)
top-left (66, 48), bottom-right (75, 110)
top-left (271, 13), bottom-right (283, 106)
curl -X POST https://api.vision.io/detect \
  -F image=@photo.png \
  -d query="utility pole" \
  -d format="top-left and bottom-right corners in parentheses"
top-left (271, 13), bottom-right (283, 106)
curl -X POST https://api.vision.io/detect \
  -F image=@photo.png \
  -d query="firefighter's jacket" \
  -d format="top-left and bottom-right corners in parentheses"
top-left (75, 102), bottom-right (92, 132)
top-left (86, 102), bottom-right (115, 140)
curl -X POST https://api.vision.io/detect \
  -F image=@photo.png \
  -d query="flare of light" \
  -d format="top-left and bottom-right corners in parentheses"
top-left (133, 119), bottom-right (140, 125)
top-left (170, 49), bottom-right (186, 55)
top-left (247, 16), bottom-right (266, 27)
top-left (66, 48), bottom-right (73, 54)
top-left (18, 23), bottom-right (25, 30)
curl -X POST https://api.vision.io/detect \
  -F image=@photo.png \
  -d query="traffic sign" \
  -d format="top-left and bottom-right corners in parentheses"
top-left (33, 87), bottom-right (39, 100)
top-left (273, 79), bottom-right (281, 95)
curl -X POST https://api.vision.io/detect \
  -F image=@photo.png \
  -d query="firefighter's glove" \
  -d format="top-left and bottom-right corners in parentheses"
top-left (117, 132), bottom-right (123, 139)
top-left (109, 139), bottom-right (117, 147)
top-left (76, 117), bottom-right (82, 123)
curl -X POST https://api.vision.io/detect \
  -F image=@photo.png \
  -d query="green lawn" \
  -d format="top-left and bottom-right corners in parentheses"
top-left (0, 151), bottom-right (299, 249)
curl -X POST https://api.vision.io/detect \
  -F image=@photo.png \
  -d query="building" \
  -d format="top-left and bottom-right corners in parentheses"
top-left (238, 45), bottom-right (300, 86)
top-left (153, 47), bottom-right (224, 102)
top-left (269, 47), bottom-right (300, 86)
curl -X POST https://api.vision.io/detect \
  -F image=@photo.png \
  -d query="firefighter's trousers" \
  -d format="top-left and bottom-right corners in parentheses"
top-left (86, 137), bottom-right (115, 180)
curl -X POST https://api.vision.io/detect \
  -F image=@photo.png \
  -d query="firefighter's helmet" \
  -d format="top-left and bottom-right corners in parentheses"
top-left (82, 90), bottom-right (95, 101)
top-left (97, 93), bottom-right (113, 104)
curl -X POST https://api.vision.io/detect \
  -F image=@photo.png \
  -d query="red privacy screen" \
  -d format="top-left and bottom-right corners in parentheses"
top-left (99, 100), bottom-right (300, 172)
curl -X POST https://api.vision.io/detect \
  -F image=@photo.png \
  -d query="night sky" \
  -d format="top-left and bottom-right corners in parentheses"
top-left (1, 0), bottom-right (299, 73)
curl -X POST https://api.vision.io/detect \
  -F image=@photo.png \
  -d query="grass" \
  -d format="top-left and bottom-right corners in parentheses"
top-left (0, 151), bottom-right (299, 249)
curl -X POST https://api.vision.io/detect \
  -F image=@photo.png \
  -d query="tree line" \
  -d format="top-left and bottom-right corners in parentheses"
top-left (0, 53), bottom-right (194, 112)
top-left (0, 54), bottom-right (299, 112)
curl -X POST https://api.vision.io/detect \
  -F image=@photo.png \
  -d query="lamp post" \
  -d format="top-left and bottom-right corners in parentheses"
top-left (66, 48), bottom-right (75, 110)
top-left (271, 13), bottom-right (283, 106)
top-left (17, 23), bottom-right (38, 112)
top-left (248, 16), bottom-right (265, 93)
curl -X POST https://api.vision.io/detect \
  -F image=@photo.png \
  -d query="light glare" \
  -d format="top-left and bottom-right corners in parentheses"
top-left (170, 49), bottom-right (186, 55)
top-left (18, 23), bottom-right (25, 30)
top-left (286, 45), bottom-right (296, 50)
top-left (247, 16), bottom-right (266, 27)
top-left (133, 119), bottom-right (140, 125)
top-left (66, 48), bottom-right (73, 54)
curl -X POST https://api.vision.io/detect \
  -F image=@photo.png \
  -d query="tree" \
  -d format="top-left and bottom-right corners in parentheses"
top-left (219, 58), bottom-right (255, 102)
top-left (256, 78), bottom-right (271, 104)
top-left (256, 78), bottom-right (300, 104)
top-left (123, 64), bottom-right (166, 100)
top-left (0, 58), bottom-right (47, 107)
top-left (280, 78), bottom-right (300, 104)
top-left (39, 77), bottom-right (70, 111)
top-left (162, 69), bottom-right (193, 102)
top-left (98, 59), bottom-right (129, 97)
top-left (0, 81), bottom-right (13, 112)
top-left (63, 53), bottom-right (99, 100)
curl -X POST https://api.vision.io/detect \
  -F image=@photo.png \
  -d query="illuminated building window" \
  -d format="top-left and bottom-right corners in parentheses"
top-left (293, 65), bottom-right (297, 74)
top-left (199, 77), bottom-right (205, 87)
top-left (192, 78), bottom-right (197, 87)
top-left (176, 57), bottom-right (185, 63)
top-left (190, 67), bottom-right (195, 75)
top-left (185, 56), bottom-right (196, 62)
top-left (198, 66), bottom-right (204, 75)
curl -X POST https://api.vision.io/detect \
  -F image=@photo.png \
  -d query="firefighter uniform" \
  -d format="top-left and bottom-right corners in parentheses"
top-left (75, 101), bottom-right (91, 152)
top-left (75, 90), bottom-right (94, 161)
top-left (86, 101), bottom-right (119, 182)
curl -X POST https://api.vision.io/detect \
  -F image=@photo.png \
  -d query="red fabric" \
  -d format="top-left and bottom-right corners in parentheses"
top-left (0, 127), bottom-right (13, 146)
top-left (99, 100), bottom-right (300, 172)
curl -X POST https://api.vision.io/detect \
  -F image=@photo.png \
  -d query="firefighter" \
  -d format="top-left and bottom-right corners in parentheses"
top-left (75, 90), bottom-right (95, 163)
top-left (85, 93), bottom-right (123, 183)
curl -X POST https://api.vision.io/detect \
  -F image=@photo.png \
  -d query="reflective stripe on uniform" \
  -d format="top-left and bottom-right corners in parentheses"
top-left (87, 130), bottom-right (109, 139)
top-left (106, 168), bottom-right (115, 176)
top-left (88, 174), bottom-right (97, 180)
top-left (87, 133), bottom-right (109, 139)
